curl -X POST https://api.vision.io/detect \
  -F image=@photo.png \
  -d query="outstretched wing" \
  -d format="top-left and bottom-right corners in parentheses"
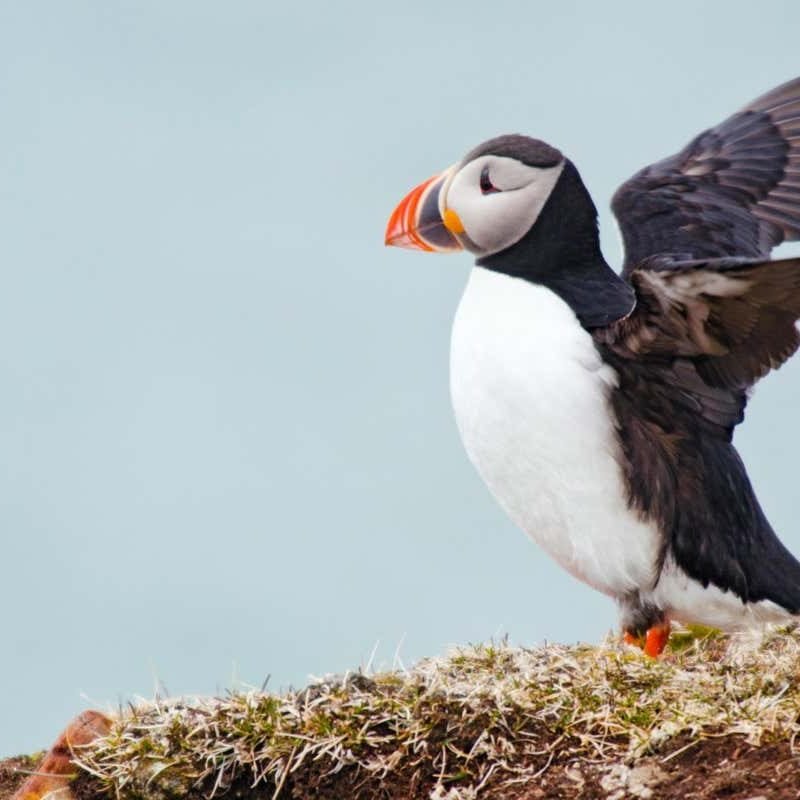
top-left (597, 256), bottom-right (800, 433)
top-left (612, 77), bottom-right (800, 276)
top-left (595, 256), bottom-right (800, 612)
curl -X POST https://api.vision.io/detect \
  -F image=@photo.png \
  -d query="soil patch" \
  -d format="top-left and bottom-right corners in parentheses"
top-left (0, 755), bottom-right (43, 800)
top-left (6, 737), bottom-right (800, 800)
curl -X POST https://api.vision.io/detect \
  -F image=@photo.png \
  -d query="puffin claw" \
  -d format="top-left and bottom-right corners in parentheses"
top-left (623, 631), bottom-right (642, 648)
top-left (623, 622), bottom-right (671, 658)
top-left (644, 622), bottom-right (671, 658)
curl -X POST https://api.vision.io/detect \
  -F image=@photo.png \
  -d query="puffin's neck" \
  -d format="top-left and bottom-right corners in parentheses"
top-left (475, 161), bottom-right (635, 330)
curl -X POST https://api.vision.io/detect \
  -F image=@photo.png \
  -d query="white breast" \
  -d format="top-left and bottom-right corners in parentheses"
top-left (450, 266), bottom-right (660, 599)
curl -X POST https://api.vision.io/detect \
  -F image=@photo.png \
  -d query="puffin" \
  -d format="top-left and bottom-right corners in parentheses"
top-left (385, 76), bottom-right (800, 657)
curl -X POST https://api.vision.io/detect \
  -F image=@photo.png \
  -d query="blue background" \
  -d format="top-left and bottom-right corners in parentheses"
top-left (3, 1), bottom-right (800, 755)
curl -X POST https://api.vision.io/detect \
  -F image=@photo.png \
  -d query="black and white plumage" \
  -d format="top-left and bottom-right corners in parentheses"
top-left (385, 77), bottom-right (800, 652)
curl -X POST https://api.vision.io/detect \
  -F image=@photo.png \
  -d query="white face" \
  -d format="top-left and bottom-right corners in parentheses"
top-left (440, 155), bottom-right (565, 257)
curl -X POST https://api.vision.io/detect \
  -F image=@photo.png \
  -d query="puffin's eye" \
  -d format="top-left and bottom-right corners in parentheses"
top-left (480, 165), bottom-right (500, 195)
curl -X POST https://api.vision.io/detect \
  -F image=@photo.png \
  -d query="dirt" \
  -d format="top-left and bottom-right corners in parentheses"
top-left (4, 734), bottom-right (799, 800)
top-left (507, 738), bottom-right (800, 799)
top-left (0, 756), bottom-right (42, 800)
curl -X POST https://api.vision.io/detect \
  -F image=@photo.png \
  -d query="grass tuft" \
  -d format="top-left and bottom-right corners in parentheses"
top-left (73, 626), bottom-right (800, 799)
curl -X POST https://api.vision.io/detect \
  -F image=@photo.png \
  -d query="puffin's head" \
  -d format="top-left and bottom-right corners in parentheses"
top-left (385, 135), bottom-right (565, 258)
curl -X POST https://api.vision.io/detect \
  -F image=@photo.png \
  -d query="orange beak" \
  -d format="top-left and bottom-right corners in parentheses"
top-left (384, 168), bottom-right (463, 252)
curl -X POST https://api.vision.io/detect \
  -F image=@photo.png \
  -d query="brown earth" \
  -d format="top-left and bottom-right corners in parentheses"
top-left (0, 757), bottom-right (42, 800)
top-left (6, 635), bottom-right (800, 800)
top-left (2, 735), bottom-right (800, 800)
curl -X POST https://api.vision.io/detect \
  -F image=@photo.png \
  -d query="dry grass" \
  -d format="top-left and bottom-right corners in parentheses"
top-left (72, 626), bottom-right (800, 800)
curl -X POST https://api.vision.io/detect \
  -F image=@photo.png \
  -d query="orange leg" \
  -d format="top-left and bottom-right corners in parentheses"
top-left (644, 622), bottom-right (671, 657)
top-left (624, 621), bottom-right (671, 658)
top-left (623, 630), bottom-right (643, 648)
top-left (12, 710), bottom-right (112, 800)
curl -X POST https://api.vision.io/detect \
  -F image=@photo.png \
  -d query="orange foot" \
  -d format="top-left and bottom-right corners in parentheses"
top-left (12, 710), bottom-right (112, 800)
top-left (624, 621), bottom-right (671, 658)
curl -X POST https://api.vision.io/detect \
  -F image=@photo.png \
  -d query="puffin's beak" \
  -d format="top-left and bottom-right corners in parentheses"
top-left (384, 167), bottom-right (463, 252)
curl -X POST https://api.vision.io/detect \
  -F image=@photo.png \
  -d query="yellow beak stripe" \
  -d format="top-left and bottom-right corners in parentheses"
top-left (442, 208), bottom-right (465, 235)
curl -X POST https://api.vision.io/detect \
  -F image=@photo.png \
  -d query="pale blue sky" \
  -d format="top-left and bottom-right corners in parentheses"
top-left (3, 1), bottom-right (800, 755)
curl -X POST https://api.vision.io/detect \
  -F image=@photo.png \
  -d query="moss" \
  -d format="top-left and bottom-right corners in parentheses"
top-left (667, 624), bottom-right (722, 653)
top-left (72, 627), bottom-right (800, 800)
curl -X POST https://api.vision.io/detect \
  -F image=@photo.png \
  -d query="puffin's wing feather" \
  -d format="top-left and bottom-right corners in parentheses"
top-left (596, 256), bottom-right (800, 612)
top-left (610, 256), bottom-right (800, 395)
top-left (611, 77), bottom-right (800, 275)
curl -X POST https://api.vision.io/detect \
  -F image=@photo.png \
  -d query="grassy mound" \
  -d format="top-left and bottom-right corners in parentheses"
top-left (52, 627), bottom-right (800, 799)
